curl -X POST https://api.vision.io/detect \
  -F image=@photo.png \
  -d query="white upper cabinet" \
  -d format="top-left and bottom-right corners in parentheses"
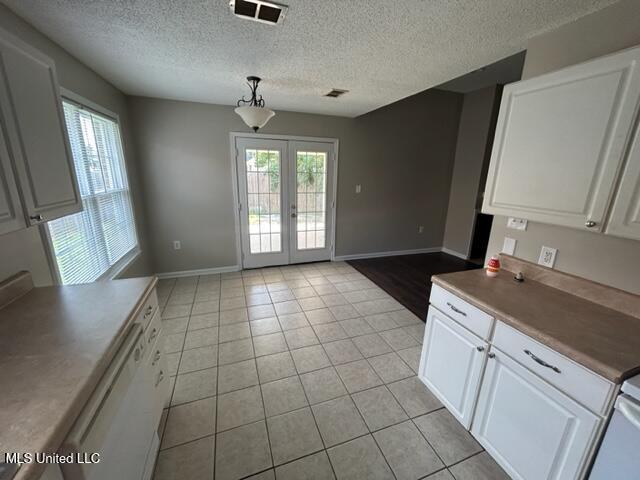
top-left (482, 45), bottom-right (640, 233)
top-left (606, 121), bottom-right (640, 240)
top-left (0, 29), bottom-right (81, 228)
top-left (0, 119), bottom-right (25, 235)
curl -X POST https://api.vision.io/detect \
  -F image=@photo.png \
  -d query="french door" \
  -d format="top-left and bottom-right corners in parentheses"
top-left (235, 136), bottom-right (335, 268)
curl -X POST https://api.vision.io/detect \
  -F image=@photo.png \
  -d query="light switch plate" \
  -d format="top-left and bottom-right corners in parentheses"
top-left (355, 184), bottom-right (362, 194)
top-left (538, 246), bottom-right (557, 268)
top-left (507, 217), bottom-right (528, 231)
top-left (502, 237), bottom-right (516, 255)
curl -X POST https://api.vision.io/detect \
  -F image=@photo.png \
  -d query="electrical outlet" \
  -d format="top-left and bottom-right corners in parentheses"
top-left (502, 237), bottom-right (516, 255)
top-left (418, 225), bottom-right (424, 234)
top-left (507, 217), bottom-right (528, 231)
top-left (355, 184), bottom-right (362, 194)
top-left (538, 246), bottom-right (557, 268)
top-left (173, 240), bottom-right (181, 250)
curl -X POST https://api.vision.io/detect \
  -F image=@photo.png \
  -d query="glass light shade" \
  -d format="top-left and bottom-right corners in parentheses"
top-left (235, 105), bottom-right (275, 131)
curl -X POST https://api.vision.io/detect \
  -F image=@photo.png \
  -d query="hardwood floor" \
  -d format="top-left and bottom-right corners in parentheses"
top-left (348, 252), bottom-right (481, 321)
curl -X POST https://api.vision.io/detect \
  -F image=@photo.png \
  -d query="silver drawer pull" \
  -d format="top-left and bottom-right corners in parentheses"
top-left (446, 302), bottom-right (466, 316)
top-left (156, 370), bottom-right (164, 386)
top-left (148, 327), bottom-right (158, 343)
top-left (152, 350), bottom-right (161, 366)
top-left (488, 352), bottom-right (496, 359)
top-left (476, 346), bottom-right (485, 352)
top-left (524, 349), bottom-right (561, 373)
top-left (144, 305), bottom-right (154, 318)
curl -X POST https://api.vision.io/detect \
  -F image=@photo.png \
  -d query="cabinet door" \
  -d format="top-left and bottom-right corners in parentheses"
top-left (0, 30), bottom-right (81, 225)
top-left (471, 348), bottom-right (601, 480)
top-left (0, 118), bottom-right (25, 235)
top-left (482, 45), bottom-right (640, 232)
top-left (418, 306), bottom-right (487, 428)
top-left (606, 121), bottom-right (640, 240)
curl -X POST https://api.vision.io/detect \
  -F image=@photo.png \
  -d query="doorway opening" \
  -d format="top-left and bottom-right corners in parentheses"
top-left (231, 134), bottom-right (338, 269)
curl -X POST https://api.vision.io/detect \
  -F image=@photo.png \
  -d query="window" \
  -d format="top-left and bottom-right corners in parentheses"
top-left (47, 100), bottom-right (138, 284)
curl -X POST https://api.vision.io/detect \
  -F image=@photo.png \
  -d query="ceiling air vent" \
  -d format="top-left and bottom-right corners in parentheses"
top-left (229, 0), bottom-right (288, 25)
top-left (325, 89), bottom-right (348, 98)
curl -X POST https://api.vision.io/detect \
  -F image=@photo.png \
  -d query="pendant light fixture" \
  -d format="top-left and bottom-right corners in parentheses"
top-left (235, 76), bottom-right (275, 132)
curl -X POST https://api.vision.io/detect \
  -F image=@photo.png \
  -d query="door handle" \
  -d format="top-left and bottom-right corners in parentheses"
top-left (524, 349), bottom-right (561, 373)
top-left (618, 396), bottom-right (640, 431)
top-left (446, 302), bottom-right (466, 317)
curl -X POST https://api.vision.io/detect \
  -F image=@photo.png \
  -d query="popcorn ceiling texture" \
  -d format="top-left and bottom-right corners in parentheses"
top-left (3, 0), bottom-right (618, 117)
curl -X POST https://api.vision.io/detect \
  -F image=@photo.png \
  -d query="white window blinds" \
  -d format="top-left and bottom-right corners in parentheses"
top-left (48, 101), bottom-right (138, 285)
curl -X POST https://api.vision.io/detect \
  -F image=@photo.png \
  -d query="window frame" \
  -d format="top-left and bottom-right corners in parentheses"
top-left (41, 88), bottom-right (141, 285)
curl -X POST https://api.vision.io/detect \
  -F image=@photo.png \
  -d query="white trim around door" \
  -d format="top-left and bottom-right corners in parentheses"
top-left (230, 132), bottom-right (339, 269)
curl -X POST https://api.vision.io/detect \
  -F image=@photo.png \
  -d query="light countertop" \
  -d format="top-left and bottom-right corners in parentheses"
top-left (0, 276), bottom-right (156, 480)
top-left (432, 268), bottom-right (640, 383)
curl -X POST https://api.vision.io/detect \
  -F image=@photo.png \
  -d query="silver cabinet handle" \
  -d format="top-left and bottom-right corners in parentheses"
top-left (524, 349), bottom-right (561, 373)
top-left (446, 302), bottom-right (466, 316)
top-left (488, 352), bottom-right (496, 359)
top-left (585, 221), bottom-right (597, 228)
top-left (152, 350), bottom-right (161, 366)
top-left (155, 370), bottom-right (164, 387)
top-left (143, 305), bottom-right (153, 318)
top-left (476, 346), bottom-right (485, 352)
top-left (29, 214), bottom-right (43, 222)
top-left (148, 327), bottom-right (158, 343)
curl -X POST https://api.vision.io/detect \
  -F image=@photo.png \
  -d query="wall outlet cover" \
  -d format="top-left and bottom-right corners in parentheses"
top-left (507, 217), bottom-right (528, 231)
top-left (355, 184), bottom-right (362, 194)
top-left (538, 246), bottom-right (557, 268)
top-left (173, 240), bottom-right (181, 250)
top-left (418, 225), bottom-right (424, 234)
top-left (502, 237), bottom-right (516, 255)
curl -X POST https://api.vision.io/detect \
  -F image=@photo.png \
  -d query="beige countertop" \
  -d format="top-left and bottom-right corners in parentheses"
top-left (0, 276), bottom-right (157, 480)
top-left (432, 268), bottom-right (640, 384)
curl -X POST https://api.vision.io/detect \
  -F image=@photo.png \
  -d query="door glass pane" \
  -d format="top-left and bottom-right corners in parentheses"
top-left (246, 149), bottom-right (282, 254)
top-left (295, 151), bottom-right (327, 250)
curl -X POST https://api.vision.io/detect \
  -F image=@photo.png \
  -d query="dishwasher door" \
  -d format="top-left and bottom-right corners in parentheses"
top-left (61, 324), bottom-right (155, 480)
top-left (590, 394), bottom-right (640, 479)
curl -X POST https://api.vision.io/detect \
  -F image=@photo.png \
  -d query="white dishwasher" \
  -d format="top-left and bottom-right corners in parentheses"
top-left (589, 374), bottom-right (640, 479)
top-left (61, 324), bottom-right (157, 480)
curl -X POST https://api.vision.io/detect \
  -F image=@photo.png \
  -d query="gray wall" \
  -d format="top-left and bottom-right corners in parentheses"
top-left (0, 4), bottom-right (152, 285)
top-left (443, 86), bottom-right (498, 257)
top-left (129, 89), bottom-right (462, 274)
top-left (485, 0), bottom-right (640, 294)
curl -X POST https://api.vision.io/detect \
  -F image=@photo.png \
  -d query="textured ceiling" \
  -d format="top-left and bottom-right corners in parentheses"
top-left (2, 0), bottom-right (619, 117)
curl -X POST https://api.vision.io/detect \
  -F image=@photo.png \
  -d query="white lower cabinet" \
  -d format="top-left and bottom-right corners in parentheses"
top-left (419, 306), bottom-right (488, 428)
top-left (471, 348), bottom-right (601, 480)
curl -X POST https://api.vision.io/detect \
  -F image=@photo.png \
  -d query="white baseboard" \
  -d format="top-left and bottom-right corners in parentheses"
top-left (333, 247), bottom-right (442, 261)
top-left (156, 265), bottom-right (240, 279)
top-left (441, 247), bottom-right (469, 260)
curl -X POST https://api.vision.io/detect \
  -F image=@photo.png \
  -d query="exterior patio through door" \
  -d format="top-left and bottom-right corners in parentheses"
top-left (233, 135), bottom-right (337, 269)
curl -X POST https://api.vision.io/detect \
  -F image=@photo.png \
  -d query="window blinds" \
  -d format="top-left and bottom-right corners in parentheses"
top-left (48, 101), bottom-right (138, 285)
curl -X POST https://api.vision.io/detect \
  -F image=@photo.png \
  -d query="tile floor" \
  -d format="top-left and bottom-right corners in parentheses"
top-left (153, 262), bottom-right (509, 480)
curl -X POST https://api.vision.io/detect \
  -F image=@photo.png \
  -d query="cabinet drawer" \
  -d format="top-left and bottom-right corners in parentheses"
top-left (493, 321), bottom-right (615, 415)
top-left (137, 288), bottom-right (159, 332)
top-left (430, 284), bottom-right (494, 339)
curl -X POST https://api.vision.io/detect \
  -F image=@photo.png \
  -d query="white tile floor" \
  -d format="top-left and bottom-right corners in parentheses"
top-left (153, 262), bottom-right (509, 480)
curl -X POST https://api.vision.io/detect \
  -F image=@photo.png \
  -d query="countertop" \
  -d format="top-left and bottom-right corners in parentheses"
top-left (432, 268), bottom-right (640, 383)
top-left (0, 276), bottom-right (157, 480)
